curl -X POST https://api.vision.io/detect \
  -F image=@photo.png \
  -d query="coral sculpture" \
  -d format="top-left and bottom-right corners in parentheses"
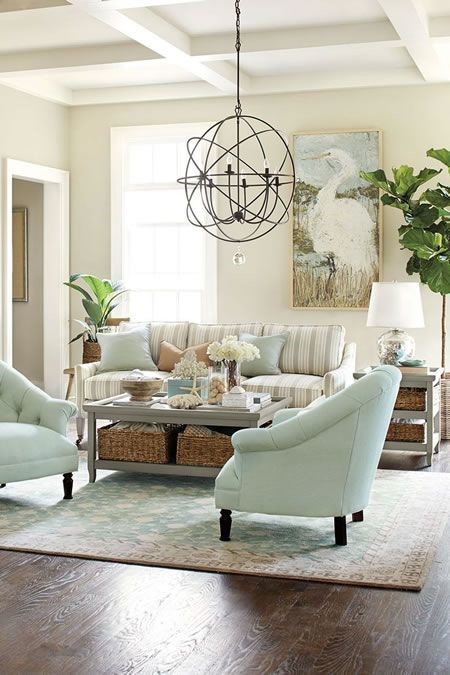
top-left (167, 394), bottom-right (203, 410)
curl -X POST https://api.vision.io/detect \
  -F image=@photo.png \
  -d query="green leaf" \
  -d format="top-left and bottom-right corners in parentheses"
top-left (101, 289), bottom-right (127, 322)
top-left (381, 193), bottom-right (409, 211)
top-left (392, 165), bottom-right (441, 198)
top-left (407, 203), bottom-right (439, 228)
top-left (406, 254), bottom-right (421, 276)
top-left (82, 299), bottom-right (103, 325)
top-left (401, 229), bottom-right (443, 259)
top-left (421, 257), bottom-right (450, 294)
top-left (427, 148), bottom-right (450, 171)
top-left (63, 281), bottom-right (92, 302)
top-left (359, 169), bottom-right (394, 194)
top-left (421, 188), bottom-right (450, 209)
top-left (68, 331), bottom-right (86, 344)
top-left (76, 275), bottom-right (111, 304)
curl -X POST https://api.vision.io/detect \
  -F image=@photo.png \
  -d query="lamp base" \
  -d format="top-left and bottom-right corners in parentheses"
top-left (377, 329), bottom-right (415, 365)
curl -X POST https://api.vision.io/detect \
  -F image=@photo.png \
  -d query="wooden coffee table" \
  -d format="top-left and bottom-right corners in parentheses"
top-left (84, 395), bottom-right (291, 482)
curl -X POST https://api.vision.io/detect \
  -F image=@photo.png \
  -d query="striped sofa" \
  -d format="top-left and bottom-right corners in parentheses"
top-left (75, 321), bottom-right (356, 443)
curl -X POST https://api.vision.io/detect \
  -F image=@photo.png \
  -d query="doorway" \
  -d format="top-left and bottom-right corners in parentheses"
top-left (1, 159), bottom-right (69, 398)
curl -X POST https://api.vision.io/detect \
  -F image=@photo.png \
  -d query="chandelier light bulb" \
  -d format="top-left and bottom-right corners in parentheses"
top-left (233, 248), bottom-right (246, 265)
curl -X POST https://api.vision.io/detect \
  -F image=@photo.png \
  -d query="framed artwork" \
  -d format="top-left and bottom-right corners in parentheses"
top-left (12, 207), bottom-right (28, 302)
top-left (292, 130), bottom-right (382, 309)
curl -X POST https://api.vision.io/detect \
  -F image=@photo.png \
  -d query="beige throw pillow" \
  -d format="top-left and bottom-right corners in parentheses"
top-left (158, 341), bottom-right (212, 372)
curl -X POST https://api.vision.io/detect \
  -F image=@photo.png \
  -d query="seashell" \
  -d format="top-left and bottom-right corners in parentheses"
top-left (167, 394), bottom-right (202, 409)
top-left (230, 385), bottom-right (245, 394)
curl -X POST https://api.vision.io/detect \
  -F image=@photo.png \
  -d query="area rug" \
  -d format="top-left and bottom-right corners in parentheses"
top-left (0, 460), bottom-right (449, 591)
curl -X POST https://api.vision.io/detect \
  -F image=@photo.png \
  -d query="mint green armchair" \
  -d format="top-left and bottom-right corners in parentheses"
top-left (215, 366), bottom-right (401, 546)
top-left (0, 361), bottom-right (78, 499)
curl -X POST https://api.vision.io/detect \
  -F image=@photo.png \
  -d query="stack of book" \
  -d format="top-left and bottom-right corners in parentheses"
top-left (252, 392), bottom-right (272, 407)
top-left (222, 390), bottom-right (254, 408)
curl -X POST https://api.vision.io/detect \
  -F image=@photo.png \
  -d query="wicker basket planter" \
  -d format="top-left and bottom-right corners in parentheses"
top-left (98, 422), bottom-right (175, 463)
top-left (386, 421), bottom-right (425, 443)
top-left (83, 340), bottom-right (101, 364)
top-left (440, 374), bottom-right (450, 440)
top-left (394, 387), bottom-right (426, 411)
top-left (176, 425), bottom-right (234, 467)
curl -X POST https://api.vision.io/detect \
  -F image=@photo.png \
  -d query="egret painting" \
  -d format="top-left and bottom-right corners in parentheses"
top-left (292, 130), bottom-right (381, 309)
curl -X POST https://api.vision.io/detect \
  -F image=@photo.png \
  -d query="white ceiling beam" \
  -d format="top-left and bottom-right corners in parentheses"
top-left (0, 43), bottom-right (159, 75)
top-left (72, 66), bottom-right (424, 106)
top-left (377, 0), bottom-right (447, 81)
top-left (73, 0), bottom-right (203, 8)
top-left (68, 2), bottom-right (247, 93)
top-left (193, 20), bottom-right (400, 61)
top-left (0, 76), bottom-right (72, 104)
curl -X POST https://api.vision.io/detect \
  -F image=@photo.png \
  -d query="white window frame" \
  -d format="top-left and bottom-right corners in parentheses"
top-left (111, 123), bottom-right (217, 323)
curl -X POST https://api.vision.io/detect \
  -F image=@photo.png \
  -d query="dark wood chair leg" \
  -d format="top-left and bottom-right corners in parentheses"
top-left (334, 516), bottom-right (347, 545)
top-left (352, 510), bottom-right (364, 522)
top-left (0, 484), bottom-right (5, 488)
top-left (219, 509), bottom-right (232, 541)
top-left (63, 473), bottom-right (73, 500)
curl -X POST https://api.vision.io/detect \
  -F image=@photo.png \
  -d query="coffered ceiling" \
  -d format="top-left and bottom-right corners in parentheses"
top-left (0, 0), bottom-right (449, 106)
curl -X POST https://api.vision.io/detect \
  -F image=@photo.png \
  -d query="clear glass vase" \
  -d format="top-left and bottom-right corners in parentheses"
top-left (225, 360), bottom-right (241, 390)
top-left (208, 365), bottom-right (228, 404)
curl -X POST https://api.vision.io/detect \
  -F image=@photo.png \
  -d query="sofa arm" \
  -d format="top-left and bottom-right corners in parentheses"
top-left (40, 399), bottom-right (77, 435)
top-left (272, 408), bottom-right (302, 426)
top-left (75, 361), bottom-right (99, 416)
top-left (323, 342), bottom-right (356, 397)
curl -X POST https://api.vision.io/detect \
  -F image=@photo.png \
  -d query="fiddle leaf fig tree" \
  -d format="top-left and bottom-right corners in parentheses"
top-left (360, 148), bottom-right (450, 370)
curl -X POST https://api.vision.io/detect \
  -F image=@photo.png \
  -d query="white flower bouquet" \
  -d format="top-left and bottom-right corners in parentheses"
top-left (207, 335), bottom-right (260, 364)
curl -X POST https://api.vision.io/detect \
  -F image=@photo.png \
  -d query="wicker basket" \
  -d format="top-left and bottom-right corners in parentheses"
top-left (98, 422), bottom-right (174, 463)
top-left (386, 421), bottom-right (425, 443)
top-left (176, 425), bottom-right (234, 467)
top-left (83, 340), bottom-right (101, 364)
top-left (394, 387), bottom-right (426, 411)
top-left (440, 374), bottom-right (450, 440)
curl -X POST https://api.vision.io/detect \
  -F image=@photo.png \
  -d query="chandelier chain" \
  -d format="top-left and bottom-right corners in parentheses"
top-left (235, 0), bottom-right (242, 117)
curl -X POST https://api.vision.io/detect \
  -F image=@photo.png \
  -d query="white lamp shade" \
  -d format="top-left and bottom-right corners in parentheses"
top-left (367, 282), bottom-right (425, 328)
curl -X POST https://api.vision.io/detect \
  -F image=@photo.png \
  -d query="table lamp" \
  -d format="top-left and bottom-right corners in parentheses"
top-left (367, 282), bottom-right (425, 365)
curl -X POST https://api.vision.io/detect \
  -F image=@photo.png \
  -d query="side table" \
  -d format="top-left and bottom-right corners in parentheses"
top-left (354, 367), bottom-right (443, 466)
top-left (64, 367), bottom-right (75, 400)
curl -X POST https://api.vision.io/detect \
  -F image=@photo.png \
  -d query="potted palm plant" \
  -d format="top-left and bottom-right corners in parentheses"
top-left (65, 274), bottom-right (127, 363)
top-left (361, 148), bottom-right (450, 436)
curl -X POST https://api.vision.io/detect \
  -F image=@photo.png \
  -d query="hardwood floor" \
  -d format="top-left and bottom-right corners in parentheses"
top-left (0, 447), bottom-right (449, 674)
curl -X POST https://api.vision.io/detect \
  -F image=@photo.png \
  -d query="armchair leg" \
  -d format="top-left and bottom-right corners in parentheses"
top-left (76, 416), bottom-right (85, 447)
top-left (219, 509), bottom-right (232, 541)
top-left (334, 516), bottom-right (347, 546)
top-left (0, 484), bottom-right (5, 488)
top-left (352, 510), bottom-right (364, 522)
top-left (63, 473), bottom-right (73, 500)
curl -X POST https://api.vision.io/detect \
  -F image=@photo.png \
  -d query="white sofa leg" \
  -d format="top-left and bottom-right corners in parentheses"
top-left (76, 416), bottom-right (85, 446)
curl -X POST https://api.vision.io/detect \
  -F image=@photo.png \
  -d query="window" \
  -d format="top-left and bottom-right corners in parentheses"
top-left (111, 124), bottom-right (217, 323)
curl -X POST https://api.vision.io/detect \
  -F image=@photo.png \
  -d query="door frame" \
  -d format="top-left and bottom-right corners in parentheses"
top-left (1, 159), bottom-right (69, 397)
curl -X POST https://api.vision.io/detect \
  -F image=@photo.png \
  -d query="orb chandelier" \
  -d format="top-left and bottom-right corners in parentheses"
top-left (177, 0), bottom-right (295, 263)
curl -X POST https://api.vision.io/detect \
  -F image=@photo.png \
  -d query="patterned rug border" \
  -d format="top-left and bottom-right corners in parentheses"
top-left (1, 467), bottom-right (449, 592)
top-left (0, 543), bottom-right (427, 591)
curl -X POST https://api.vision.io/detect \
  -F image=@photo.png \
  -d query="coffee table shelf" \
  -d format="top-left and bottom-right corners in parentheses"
top-left (84, 395), bottom-right (291, 482)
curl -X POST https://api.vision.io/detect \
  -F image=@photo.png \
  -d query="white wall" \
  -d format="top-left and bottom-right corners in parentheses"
top-left (12, 179), bottom-right (44, 386)
top-left (69, 83), bottom-right (450, 369)
top-left (0, 83), bottom-right (69, 366)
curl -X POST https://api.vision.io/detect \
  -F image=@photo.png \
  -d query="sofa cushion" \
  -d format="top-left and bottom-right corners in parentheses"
top-left (240, 332), bottom-right (289, 377)
top-left (85, 370), bottom-right (170, 401)
top-left (262, 324), bottom-right (345, 376)
top-left (120, 321), bottom-right (189, 365)
top-left (157, 340), bottom-right (212, 371)
top-left (243, 373), bottom-right (324, 408)
top-left (187, 322), bottom-right (263, 347)
top-left (97, 325), bottom-right (157, 373)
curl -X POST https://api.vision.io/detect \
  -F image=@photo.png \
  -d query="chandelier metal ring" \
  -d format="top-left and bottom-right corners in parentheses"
top-left (177, 0), bottom-right (296, 256)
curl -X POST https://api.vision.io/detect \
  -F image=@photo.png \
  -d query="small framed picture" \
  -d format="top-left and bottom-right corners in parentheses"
top-left (12, 206), bottom-right (28, 302)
